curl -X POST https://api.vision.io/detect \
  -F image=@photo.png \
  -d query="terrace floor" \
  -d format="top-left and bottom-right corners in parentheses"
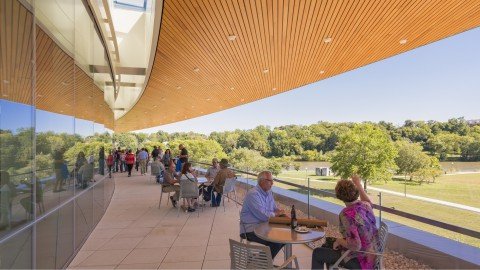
top-left (68, 171), bottom-right (314, 269)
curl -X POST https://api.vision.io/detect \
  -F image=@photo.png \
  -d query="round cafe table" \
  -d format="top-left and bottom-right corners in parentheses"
top-left (254, 222), bottom-right (325, 267)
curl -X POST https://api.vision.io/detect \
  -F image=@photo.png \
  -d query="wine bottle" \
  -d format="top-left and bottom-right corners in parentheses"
top-left (290, 205), bottom-right (297, 229)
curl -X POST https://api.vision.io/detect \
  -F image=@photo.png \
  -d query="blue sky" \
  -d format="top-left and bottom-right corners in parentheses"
top-left (138, 27), bottom-right (480, 135)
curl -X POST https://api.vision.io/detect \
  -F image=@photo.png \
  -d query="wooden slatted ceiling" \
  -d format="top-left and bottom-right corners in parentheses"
top-left (0, 0), bottom-right (113, 130)
top-left (115, 0), bottom-right (480, 132)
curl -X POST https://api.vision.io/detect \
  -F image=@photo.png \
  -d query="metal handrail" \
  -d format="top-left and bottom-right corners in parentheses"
top-left (191, 160), bottom-right (480, 240)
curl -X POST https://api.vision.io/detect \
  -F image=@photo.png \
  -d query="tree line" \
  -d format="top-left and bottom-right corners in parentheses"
top-left (2, 117), bottom-right (479, 185)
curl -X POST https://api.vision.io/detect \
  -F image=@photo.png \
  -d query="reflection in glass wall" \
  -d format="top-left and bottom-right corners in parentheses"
top-left (0, 0), bottom-right (115, 268)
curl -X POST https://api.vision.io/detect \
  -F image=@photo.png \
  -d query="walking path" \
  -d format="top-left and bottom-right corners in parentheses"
top-left (281, 176), bottom-right (480, 214)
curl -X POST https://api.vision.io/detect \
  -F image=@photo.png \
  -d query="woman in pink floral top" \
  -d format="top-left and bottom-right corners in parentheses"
top-left (312, 175), bottom-right (378, 269)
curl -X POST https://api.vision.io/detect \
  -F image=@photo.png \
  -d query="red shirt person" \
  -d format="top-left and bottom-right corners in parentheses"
top-left (125, 150), bottom-right (136, 177)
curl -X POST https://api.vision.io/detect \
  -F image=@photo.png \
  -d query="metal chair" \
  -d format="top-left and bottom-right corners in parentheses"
top-left (177, 178), bottom-right (201, 217)
top-left (158, 184), bottom-right (171, 208)
top-left (229, 239), bottom-right (298, 269)
top-left (150, 162), bottom-right (162, 183)
top-left (330, 221), bottom-right (389, 270)
top-left (222, 177), bottom-right (238, 211)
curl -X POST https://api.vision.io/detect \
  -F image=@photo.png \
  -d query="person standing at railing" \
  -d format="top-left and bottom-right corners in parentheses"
top-left (311, 175), bottom-right (378, 270)
top-left (176, 144), bottom-right (189, 172)
top-left (239, 171), bottom-right (285, 259)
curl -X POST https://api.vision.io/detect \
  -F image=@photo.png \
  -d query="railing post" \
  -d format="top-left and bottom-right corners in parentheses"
top-left (307, 177), bottom-right (310, 219)
top-left (378, 192), bottom-right (382, 225)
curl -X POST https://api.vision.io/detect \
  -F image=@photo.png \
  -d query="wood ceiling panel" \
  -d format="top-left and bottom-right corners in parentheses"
top-left (115, 0), bottom-right (480, 132)
top-left (0, 0), bottom-right (113, 130)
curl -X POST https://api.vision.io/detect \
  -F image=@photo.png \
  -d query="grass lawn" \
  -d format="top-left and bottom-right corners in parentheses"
top-left (275, 170), bottom-right (480, 248)
top-left (277, 171), bottom-right (480, 208)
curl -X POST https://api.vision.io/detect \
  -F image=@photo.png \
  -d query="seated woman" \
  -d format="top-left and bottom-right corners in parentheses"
top-left (312, 175), bottom-right (378, 270)
top-left (179, 162), bottom-right (198, 212)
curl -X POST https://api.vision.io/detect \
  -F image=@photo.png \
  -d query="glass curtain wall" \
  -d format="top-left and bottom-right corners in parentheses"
top-left (0, 0), bottom-right (115, 268)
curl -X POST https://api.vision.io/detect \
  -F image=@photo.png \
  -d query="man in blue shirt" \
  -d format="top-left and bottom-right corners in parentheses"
top-left (239, 171), bottom-right (285, 259)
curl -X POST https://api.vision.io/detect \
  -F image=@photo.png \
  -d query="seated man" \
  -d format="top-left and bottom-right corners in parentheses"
top-left (212, 158), bottom-right (235, 207)
top-left (239, 171), bottom-right (285, 259)
top-left (163, 161), bottom-right (180, 207)
top-left (200, 158), bottom-right (220, 202)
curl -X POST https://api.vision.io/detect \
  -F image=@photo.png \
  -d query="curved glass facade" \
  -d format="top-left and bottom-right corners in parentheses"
top-left (0, 0), bottom-right (115, 268)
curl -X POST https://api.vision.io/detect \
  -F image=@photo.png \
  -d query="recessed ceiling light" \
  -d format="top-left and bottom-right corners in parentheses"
top-left (176, 86), bottom-right (181, 90)
top-left (184, 116), bottom-right (187, 119)
top-left (161, 97), bottom-right (166, 100)
top-left (37, 94), bottom-right (44, 97)
top-left (263, 68), bottom-right (269, 74)
top-left (176, 111), bottom-right (180, 114)
top-left (240, 98), bottom-right (245, 102)
top-left (88, 96), bottom-right (93, 99)
top-left (320, 70), bottom-right (325, 74)
top-left (61, 81), bottom-right (70, 86)
top-left (66, 103), bottom-right (71, 106)
top-left (200, 111), bottom-right (204, 114)
top-left (323, 37), bottom-right (332, 43)
top-left (2, 94), bottom-right (8, 97)
top-left (206, 98), bottom-right (211, 101)
top-left (230, 87), bottom-right (234, 90)
top-left (153, 105), bottom-right (157, 108)
top-left (191, 105), bottom-right (195, 108)
top-left (193, 67), bottom-right (200, 72)
top-left (272, 88), bottom-right (277, 91)
top-left (227, 35), bottom-right (237, 41)
top-left (60, 110), bottom-right (64, 113)
top-left (144, 111), bottom-right (148, 114)
top-left (3, 80), bottom-right (9, 84)
top-left (399, 39), bottom-right (408, 45)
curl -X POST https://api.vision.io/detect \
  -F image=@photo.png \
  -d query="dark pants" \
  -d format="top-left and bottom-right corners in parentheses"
top-left (311, 247), bottom-right (361, 269)
top-left (108, 165), bottom-right (113, 177)
top-left (212, 191), bottom-right (222, 206)
top-left (242, 232), bottom-right (284, 259)
top-left (127, 164), bottom-right (133, 176)
top-left (135, 161), bottom-right (139, 171)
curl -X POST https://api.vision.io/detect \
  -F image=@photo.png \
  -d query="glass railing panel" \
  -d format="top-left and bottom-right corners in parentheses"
top-left (74, 188), bottom-right (94, 250)
top-left (36, 202), bottom-right (74, 268)
top-left (0, 227), bottom-right (32, 269)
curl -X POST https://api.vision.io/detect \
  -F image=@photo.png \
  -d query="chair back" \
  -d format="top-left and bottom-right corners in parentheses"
top-left (151, 162), bottom-right (161, 175)
top-left (223, 177), bottom-right (237, 194)
top-left (229, 239), bottom-right (273, 269)
top-left (179, 178), bottom-right (198, 199)
top-left (374, 221), bottom-right (389, 269)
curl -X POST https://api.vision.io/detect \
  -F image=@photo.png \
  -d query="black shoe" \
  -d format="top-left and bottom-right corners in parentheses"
top-left (187, 207), bottom-right (195, 212)
top-left (170, 196), bottom-right (177, 207)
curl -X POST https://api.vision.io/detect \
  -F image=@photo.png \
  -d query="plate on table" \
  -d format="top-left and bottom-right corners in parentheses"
top-left (294, 226), bottom-right (310, 233)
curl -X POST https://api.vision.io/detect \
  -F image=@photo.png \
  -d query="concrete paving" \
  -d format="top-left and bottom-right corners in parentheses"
top-left (68, 171), bottom-right (314, 269)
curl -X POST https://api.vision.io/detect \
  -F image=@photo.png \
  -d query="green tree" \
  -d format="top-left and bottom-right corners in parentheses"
top-left (269, 129), bottom-right (302, 157)
top-left (412, 156), bottom-right (443, 184)
top-left (237, 131), bottom-right (270, 155)
top-left (168, 139), bottom-right (227, 163)
top-left (330, 124), bottom-right (398, 188)
top-left (114, 133), bottom-right (138, 149)
top-left (229, 148), bottom-right (269, 173)
top-left (395, 140), bottom-right (431, 180)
